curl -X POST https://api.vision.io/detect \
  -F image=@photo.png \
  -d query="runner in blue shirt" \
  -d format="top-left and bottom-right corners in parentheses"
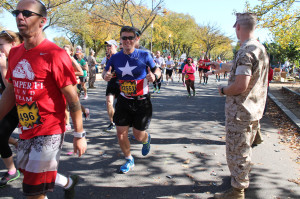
top-left (103, 26), bottom-right (161, 174)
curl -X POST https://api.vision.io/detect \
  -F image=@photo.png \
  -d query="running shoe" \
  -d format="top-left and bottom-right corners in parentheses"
top-left (105, 122), bottom-right (116, 132)
top-left (193, 91), bottom-right (196, 96)
top-left (64, 175), bottom-right (79, 199)
top-left (84, 108), bottom-right (90, 120)
top-left (157, 89), bottom-right (160, 94)
top-left (83, 95), bottom-right (88, 100)
top-left (119, 158), bottom-right (135, 174)
top-left (153, 88), bottom-right (156, 93)
top-left (0, 170), bottom-right (20, 188)
top-left (142, 133), bottom-right (151, 156)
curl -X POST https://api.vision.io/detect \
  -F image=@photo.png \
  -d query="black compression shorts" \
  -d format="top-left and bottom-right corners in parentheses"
top-left (113, 95), bottom-right (152, 131)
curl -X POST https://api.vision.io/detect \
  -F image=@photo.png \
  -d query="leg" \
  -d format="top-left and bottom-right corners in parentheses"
top-left (185, 80), bottom-right (191, 95)
top-left (190, 80), bottom-right (195, 95)
top-left (106, 95), bottom-right (115, 124)
top-left (132, 128), bottom-right (148, 143)
top-left (226, 118), bottom-right (257, 189)
top-left (116, 126), bottom-right (131, 157)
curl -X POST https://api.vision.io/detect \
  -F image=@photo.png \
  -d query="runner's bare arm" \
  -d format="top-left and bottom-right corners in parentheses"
top-left (0, 83), bottom-right (15, 120)
top-left (61, 84), bottom-right (87, 157)
top-left (211, 62), bottom-right (233, 73)
top-left (70, 57), bottom-right (84, 76)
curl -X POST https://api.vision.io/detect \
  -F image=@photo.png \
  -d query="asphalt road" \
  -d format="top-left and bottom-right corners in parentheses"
top-left (0, 74), bottom-right (299, 199)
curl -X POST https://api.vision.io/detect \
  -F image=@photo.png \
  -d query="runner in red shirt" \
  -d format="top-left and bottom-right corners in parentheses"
top-left (0, 1), bottom-right (87, 198)
top-left (197, 57), bottom-right (204, 84)
top-left (202, 56), bottom-right (211, 85)
top-left (182, 57), bottom-right (196, 97)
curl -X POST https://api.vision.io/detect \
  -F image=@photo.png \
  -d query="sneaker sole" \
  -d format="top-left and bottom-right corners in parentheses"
top-left (0, 170), bottom-right (20, 188)
top-left (119, 164), bottom-right (135, 174)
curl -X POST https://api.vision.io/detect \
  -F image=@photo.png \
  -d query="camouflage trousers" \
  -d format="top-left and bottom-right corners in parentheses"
top-left (225, 118), bottom-right (260, 189)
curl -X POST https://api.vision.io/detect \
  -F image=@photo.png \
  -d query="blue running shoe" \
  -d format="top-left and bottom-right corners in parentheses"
top-left (142, 134), bottom-right (151, 156)
top-left (119, 158), bottom-right (135, 174)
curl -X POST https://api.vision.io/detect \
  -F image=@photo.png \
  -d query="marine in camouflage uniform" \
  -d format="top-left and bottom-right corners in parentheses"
top-left (226, 34), bottom-right (269, 191)
top-left (209, 13), bottom-right (269, 199)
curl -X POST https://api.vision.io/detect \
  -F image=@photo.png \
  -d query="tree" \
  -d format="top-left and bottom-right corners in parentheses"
top-left (249, 0), bottom-right (300, 49)
top-left (53, 36), bottom-right (71, 47)
top-left (85, 0), bottom-right (166, 34)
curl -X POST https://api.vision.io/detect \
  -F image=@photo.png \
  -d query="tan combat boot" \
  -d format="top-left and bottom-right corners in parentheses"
top-left (214, 187), bottom-right (245, 199)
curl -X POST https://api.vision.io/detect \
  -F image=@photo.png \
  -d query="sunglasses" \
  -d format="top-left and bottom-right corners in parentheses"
top-left (0, 30), bottom-right (13, 40)
top-left (121, 36), bottom-right (135, 41)
top-left (12, 10), bottom-right (43, 18)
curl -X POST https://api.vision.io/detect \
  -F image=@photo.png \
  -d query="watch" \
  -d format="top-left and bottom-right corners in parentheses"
top-left (73, 131), bottom-right (86, 138)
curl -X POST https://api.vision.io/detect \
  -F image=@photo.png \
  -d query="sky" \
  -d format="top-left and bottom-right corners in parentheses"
top-left (0, 0), bottom-right (272, 43)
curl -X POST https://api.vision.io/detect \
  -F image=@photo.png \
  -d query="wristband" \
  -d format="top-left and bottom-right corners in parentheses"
top-left (73, 131), bottom-right (86, 138)
top-left (221, 87), bottom-right (225, 95)
top-left (220, 63), bottom-right (223, 69)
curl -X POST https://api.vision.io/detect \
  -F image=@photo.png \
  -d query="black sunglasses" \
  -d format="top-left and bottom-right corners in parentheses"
top-left (0, 30), bottom-right (13, 40)
top-left (121, 36), bottom-right (135, 41)
top-left (12, 10), bottom-right (43, 18)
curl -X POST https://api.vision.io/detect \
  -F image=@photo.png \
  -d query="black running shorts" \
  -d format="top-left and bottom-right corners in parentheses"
top-left (198, 68), bottom-right (203, 72)
top-left (203, 69), bottom-right (209, 73)
top-left (106, 82), bottom-right (120, 97)
top-left (79, 76), bottom-right (87, 83)
top-left (166, 69), bottom-right (173, 77)
top-left (113, 95), bottom-right (152, 131)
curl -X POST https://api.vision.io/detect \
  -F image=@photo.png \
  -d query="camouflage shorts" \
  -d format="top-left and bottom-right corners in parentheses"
top-left (225, 118), bottom-right (259, 189)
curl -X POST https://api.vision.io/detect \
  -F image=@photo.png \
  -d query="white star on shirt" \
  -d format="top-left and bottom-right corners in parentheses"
top-left (119, 61), bottom-right (137, 77)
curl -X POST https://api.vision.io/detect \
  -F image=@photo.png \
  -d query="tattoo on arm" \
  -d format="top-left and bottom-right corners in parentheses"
top-left (68, 101), bottom-right (81, 113)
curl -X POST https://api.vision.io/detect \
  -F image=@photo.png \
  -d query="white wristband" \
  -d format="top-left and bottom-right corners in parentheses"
top-left (73, 131), bottom-right (86, 138)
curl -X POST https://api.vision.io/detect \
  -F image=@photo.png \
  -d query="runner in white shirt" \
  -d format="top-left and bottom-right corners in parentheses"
top-left (153, 51), bottom-right (165, 93)
top-left (165, 56), bottom-right (174, 85)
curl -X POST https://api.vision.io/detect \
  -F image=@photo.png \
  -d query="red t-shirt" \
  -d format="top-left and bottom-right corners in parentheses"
top-left (6, 39), bottom-right (77, 139)
top-left (203, 59), bottom-right (211, 70)
top-left (198, 59), bottom-right (204, 68)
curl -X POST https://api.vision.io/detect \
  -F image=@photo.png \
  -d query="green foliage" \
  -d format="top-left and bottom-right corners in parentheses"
top-left (53, 36), bottom-right (71, 48)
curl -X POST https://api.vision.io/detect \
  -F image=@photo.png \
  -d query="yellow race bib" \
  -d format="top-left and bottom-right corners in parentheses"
top-left (120, 81), bottom-right (137, 96)
top-left (17, 102), bottom-right (42, 129)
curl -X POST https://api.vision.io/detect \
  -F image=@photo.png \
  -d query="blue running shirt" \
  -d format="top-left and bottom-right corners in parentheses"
top-left (105, 49), bottom-right (155, 97)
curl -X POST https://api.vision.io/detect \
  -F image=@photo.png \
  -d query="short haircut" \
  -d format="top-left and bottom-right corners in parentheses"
top-left (35, 0), bottom-right (47, 17)
top-left (22, 0), bottom-right (47, 17)
top-left (120, 26), bottom-right (138, 37)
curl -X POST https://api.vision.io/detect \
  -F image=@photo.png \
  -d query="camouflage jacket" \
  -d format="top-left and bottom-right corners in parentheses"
top-left (226, 38), bottom-right (269, 121)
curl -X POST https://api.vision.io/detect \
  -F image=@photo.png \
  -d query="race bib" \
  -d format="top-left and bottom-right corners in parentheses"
top-left (120, 80), bottom-right (137, 96)
top-left (167, 65), bottom-right (171, 68)
top-left (185, 74), bottom-right (189, 79)
top-left (17, 102), bottom-right (42, 130)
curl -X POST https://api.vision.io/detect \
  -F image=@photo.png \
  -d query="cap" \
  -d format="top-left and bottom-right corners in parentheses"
top-left (233, 12), bottom-right (257, 28)
top-left (76, 45), bottom-right (82, 50)
top-left (167, 56), bottom-right (171, 59)
top-left (105, 40), bottom-right (118, 47)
